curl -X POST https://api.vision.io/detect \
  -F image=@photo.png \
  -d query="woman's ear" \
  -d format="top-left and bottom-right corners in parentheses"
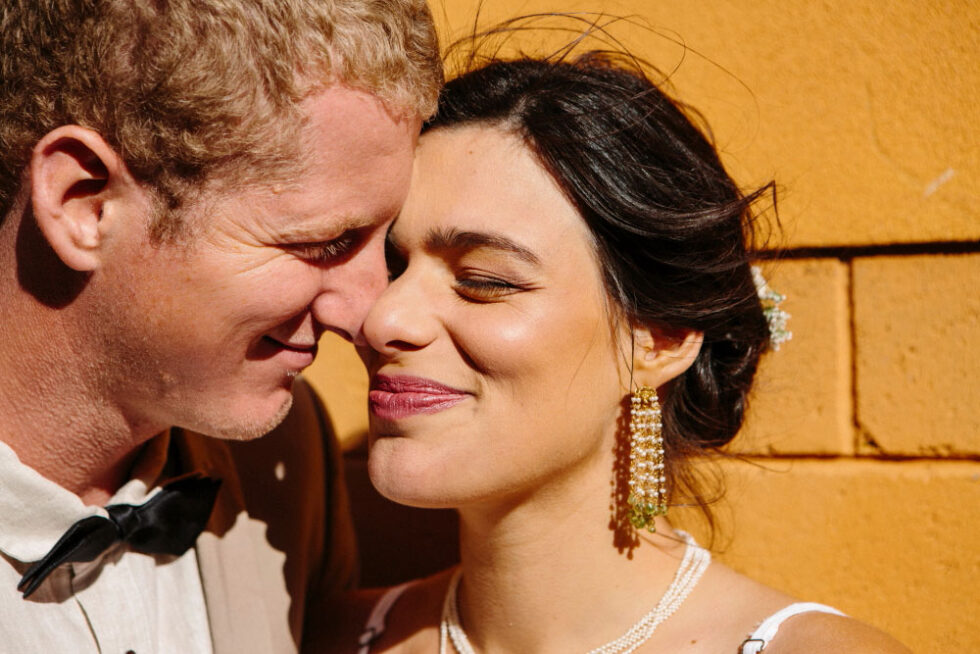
top-left (631, 325), bottom-right (703, 389)
top-left (30, 125), bottom-right (137, 271)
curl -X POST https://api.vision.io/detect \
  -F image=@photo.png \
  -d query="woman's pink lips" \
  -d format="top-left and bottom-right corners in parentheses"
top-left (369, 374), bottom-right (470, 420)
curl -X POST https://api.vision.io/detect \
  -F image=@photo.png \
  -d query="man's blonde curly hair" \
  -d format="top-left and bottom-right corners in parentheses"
top-left (0, 0), bottom-right (443, 239)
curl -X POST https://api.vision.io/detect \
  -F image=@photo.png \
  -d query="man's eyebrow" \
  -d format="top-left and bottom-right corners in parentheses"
top-left (278, 216), bottom-right (366, 242)
top-left (423, 226), bottom-right (541, 265)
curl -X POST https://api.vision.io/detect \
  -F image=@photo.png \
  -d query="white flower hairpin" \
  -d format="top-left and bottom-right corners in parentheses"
top-left (751, 266), bottom-right (792, 350)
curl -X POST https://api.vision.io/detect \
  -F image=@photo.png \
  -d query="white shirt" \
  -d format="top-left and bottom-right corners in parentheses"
top-left (0, 436), bottom-right (214, 653)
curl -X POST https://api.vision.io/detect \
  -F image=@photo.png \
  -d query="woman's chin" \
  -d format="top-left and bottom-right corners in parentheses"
top-left (367, 441), bottom-right (462, 509)
top-left (376, 487), bottom-right (456, 510)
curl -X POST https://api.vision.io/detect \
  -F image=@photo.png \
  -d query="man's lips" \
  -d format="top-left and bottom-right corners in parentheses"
top-left (266, 337), bottom-right (317, 353)
top-left (260, 336), bottom-right (318, 369)
top-left (369, 374), bottom-right (470, 420)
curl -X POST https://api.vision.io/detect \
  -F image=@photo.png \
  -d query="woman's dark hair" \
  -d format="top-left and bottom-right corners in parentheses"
top-left (424, 53), bottom-right (774, 518)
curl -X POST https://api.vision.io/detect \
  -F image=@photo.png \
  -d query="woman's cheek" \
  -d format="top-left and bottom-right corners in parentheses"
top-left (452, 307), bottom-right (543, 370)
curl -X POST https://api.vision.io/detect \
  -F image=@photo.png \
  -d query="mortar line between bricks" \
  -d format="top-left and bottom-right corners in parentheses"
top-left (845, 259), bottom-right (865, 455)
top-left (754, 240), bottom-right (980, 260)
top-left (734, 454), bottom-right (980, 463)
top-left (845, 260), bottom-right (858, 455)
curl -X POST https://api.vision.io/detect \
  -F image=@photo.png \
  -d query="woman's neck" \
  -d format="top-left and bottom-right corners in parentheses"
top-left (452, 463), bottom-right (686, 654)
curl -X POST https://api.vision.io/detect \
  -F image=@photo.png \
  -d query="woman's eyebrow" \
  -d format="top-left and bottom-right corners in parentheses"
top-left (423, 226), bottom-right (541, 265)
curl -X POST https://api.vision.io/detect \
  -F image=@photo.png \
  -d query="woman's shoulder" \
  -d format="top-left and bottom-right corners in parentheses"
top-left (762, 610), bottom-right (913, 654)
top-left (681, 561), bottom-right (910, 654)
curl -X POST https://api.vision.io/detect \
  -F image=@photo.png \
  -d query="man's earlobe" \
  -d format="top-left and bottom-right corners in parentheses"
top-left (632, 326), bottom-right (704, 389)
top-left (30, 126), bottom-right (124, 272)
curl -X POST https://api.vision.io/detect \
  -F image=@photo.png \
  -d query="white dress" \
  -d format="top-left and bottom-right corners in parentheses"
top-left (355, 582), bottom-right (846, 654)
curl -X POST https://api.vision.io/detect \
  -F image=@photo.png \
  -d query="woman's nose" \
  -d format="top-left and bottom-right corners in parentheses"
top-left (361, 268), bottom-right (438, 355)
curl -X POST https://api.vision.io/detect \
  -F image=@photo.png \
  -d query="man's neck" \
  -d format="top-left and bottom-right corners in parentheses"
top-left (0, 335), bottom-right (160, 506)
top-left (0, 397), bottom-right (153, 506)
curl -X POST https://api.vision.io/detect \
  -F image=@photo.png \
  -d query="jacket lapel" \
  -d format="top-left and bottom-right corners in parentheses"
top-left (174, 430), bottom-right (297, 654)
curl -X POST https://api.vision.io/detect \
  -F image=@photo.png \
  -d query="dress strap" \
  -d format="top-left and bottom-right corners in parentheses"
top-left (739, 602), bottom-right (846, 653)
top-left (356, 581), bottom-right (415, 654)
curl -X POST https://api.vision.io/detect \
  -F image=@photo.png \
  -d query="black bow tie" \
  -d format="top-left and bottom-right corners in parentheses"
top-left (18, 475), bottom-right (221, 599)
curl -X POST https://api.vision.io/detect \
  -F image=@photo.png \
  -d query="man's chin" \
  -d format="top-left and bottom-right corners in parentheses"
top-left (188, 391), bottom-right (295, 442)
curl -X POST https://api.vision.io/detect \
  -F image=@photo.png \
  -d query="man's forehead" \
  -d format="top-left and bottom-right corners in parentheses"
top-left (299, 85), bottom-right (422, 167)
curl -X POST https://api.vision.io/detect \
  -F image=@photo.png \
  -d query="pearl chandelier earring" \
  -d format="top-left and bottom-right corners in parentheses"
top-left (627, 386), bottom-right (666, 531)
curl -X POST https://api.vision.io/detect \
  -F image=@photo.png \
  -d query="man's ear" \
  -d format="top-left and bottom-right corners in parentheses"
top-left (631, 325), bottom-right (703, 389)
top-left (30, 125), bottom-right (137, 271)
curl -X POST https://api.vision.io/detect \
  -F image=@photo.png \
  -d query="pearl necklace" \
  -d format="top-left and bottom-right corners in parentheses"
top-left (439, 531), bottom-right (711, 654)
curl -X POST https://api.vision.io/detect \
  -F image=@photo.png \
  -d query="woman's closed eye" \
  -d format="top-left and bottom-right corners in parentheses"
top-left (454, 274), bottom-right (526, 302)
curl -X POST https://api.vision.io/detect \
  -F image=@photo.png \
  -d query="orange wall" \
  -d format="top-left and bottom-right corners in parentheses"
top-left (306, 2), bottom-right (979, 651)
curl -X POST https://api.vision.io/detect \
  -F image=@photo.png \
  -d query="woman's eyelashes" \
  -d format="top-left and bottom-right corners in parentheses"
top-left (453, 274), bottom-right (525, 302)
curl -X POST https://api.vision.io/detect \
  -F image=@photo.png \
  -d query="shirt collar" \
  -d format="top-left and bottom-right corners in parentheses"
top-left (0, 433), bottom-right (171, 562)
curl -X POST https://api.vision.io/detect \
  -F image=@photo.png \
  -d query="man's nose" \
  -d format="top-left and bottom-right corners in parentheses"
top-left (310, 230), bottom-right (389, 345)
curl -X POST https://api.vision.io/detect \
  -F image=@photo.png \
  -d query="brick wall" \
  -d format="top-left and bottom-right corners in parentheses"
top-left (306, 1), bottom-right (979, 651)
top-left (687, 251), bottom-right (980, 652)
